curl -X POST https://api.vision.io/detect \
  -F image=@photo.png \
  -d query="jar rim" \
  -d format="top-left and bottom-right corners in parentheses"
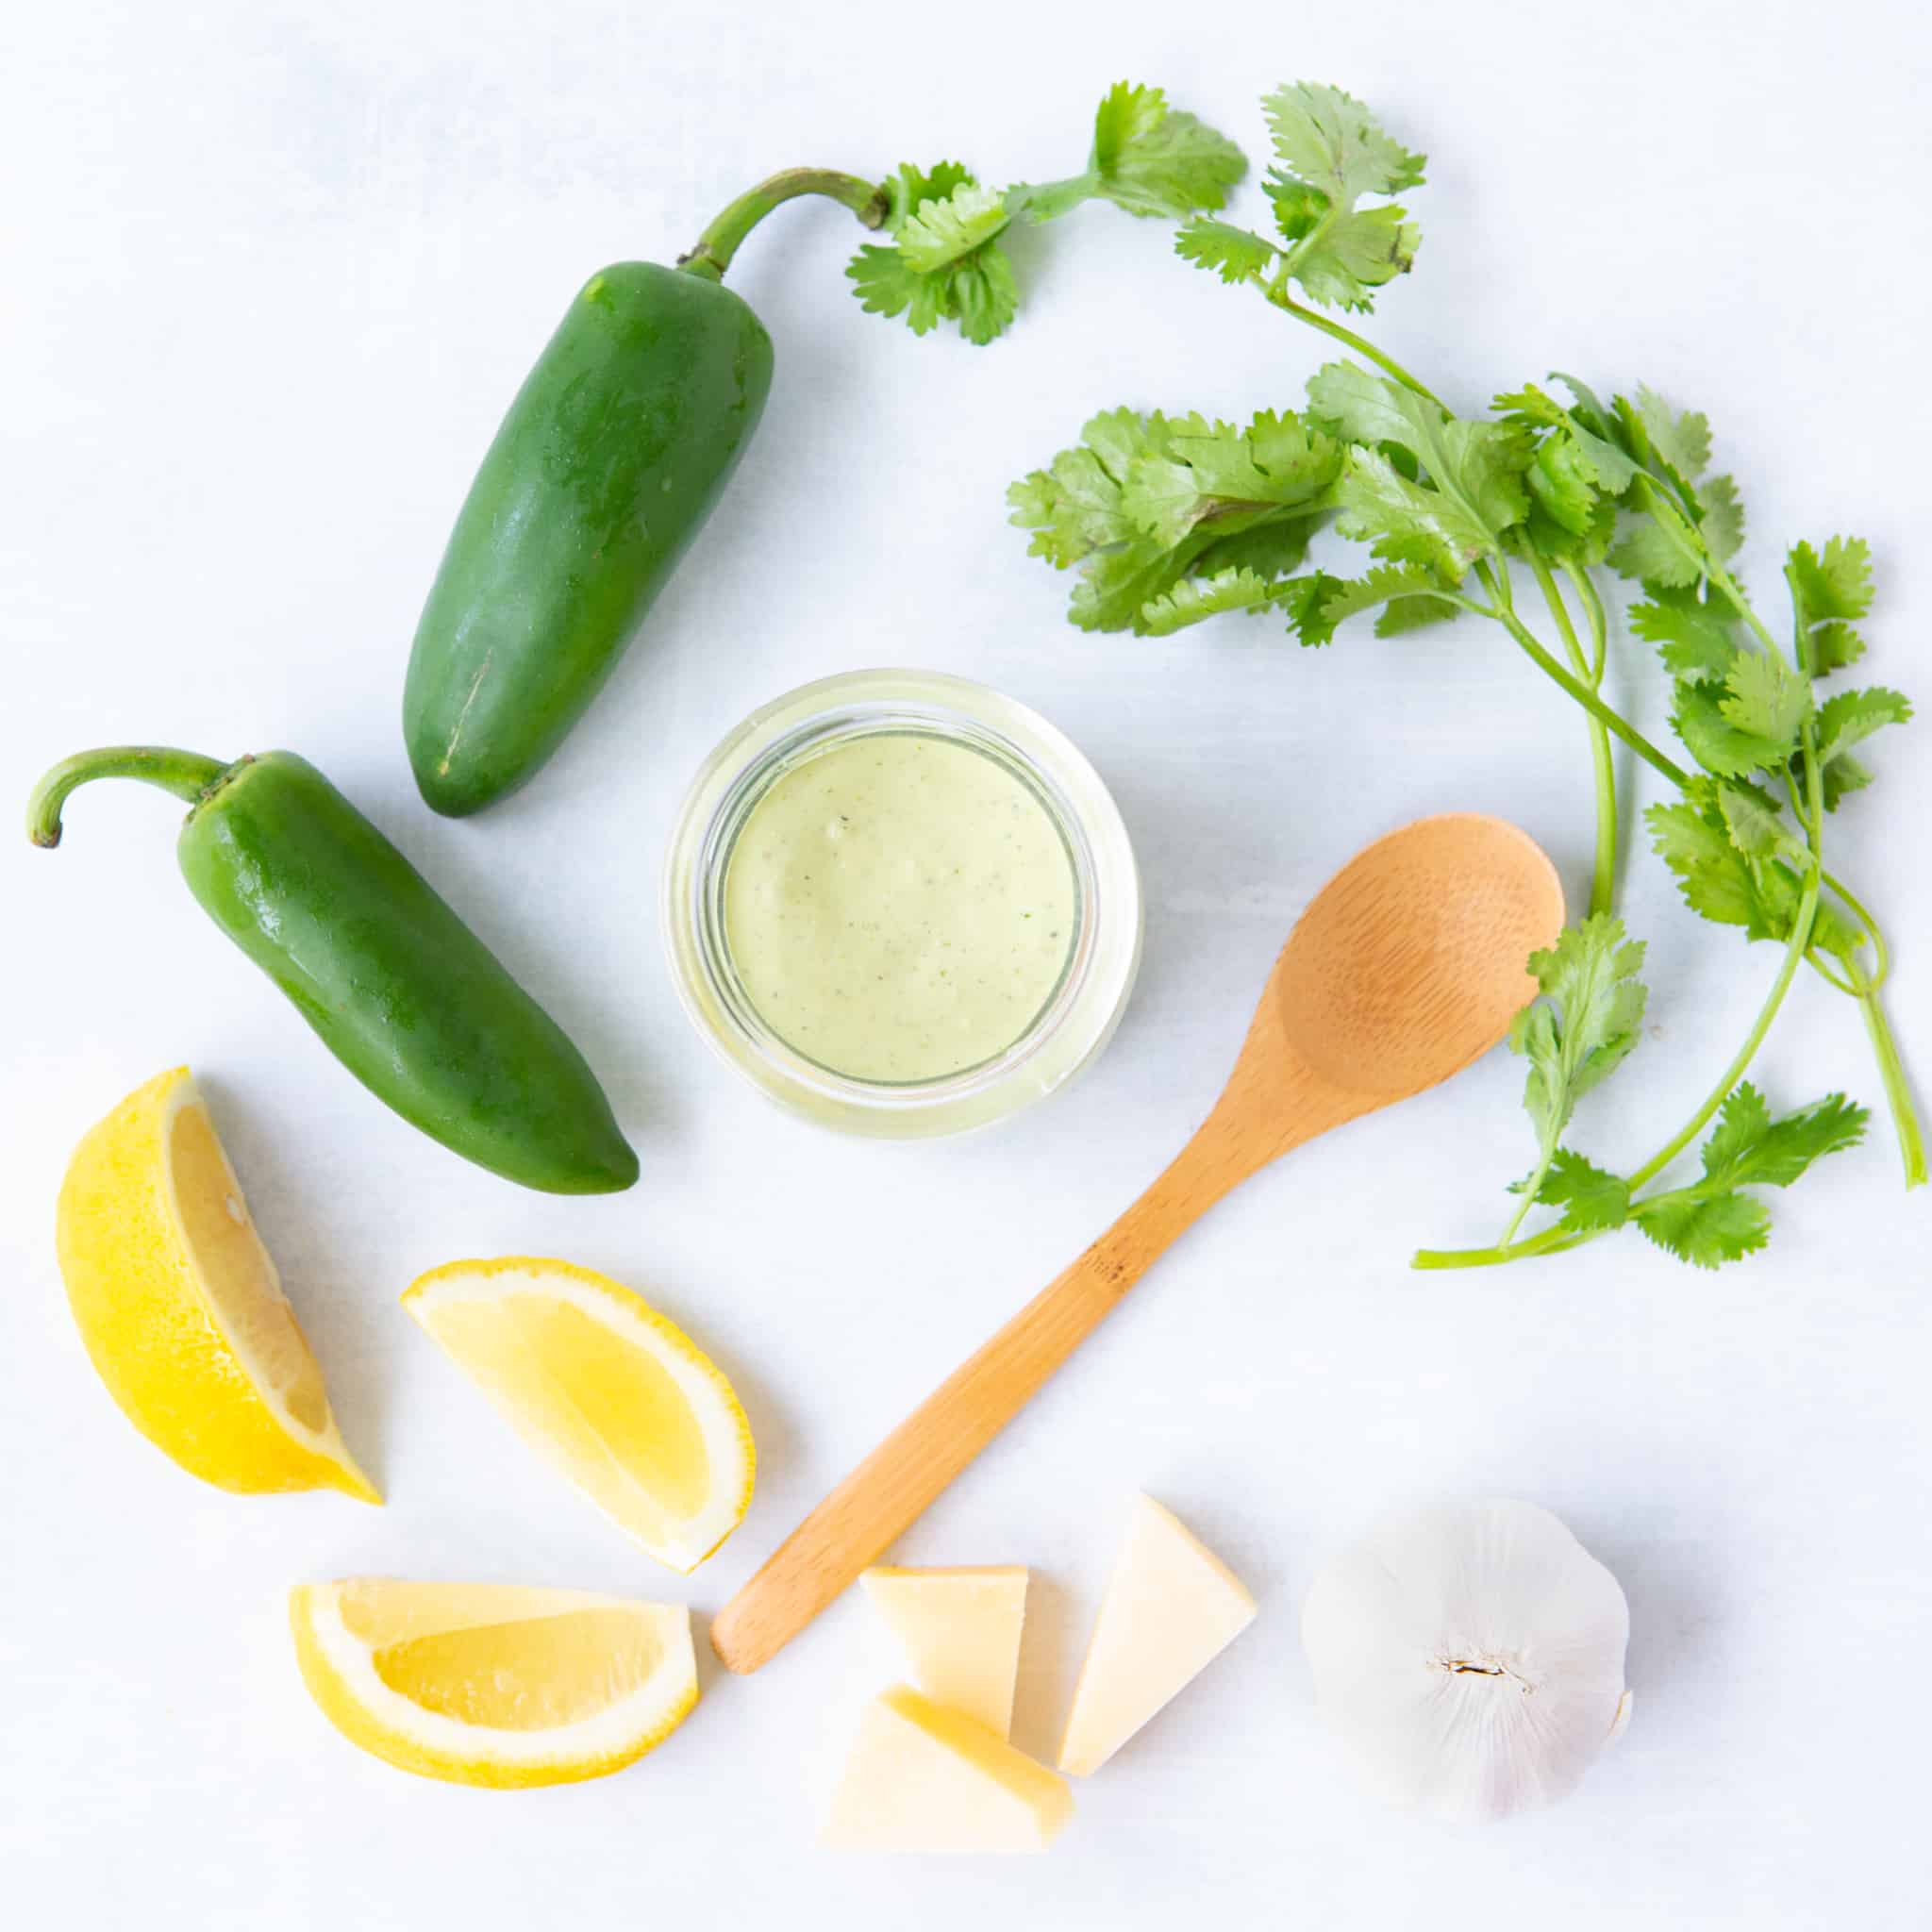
top-left (661, 670), bottom-right (1142, 1138)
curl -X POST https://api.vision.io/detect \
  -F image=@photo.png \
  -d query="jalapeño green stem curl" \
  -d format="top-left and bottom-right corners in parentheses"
top-left (26, 745), bottom-right (233, 848)
top-left (680, 168), bottom-right (889, 283)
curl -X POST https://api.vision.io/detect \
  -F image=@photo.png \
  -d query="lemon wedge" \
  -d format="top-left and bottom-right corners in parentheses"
top-left (55, 1066), bottom-right (376, 1500)
top-left (290, 1578), bottom-right (697, 1787)
top-left (403, 1257), bottom-right (754, 1573)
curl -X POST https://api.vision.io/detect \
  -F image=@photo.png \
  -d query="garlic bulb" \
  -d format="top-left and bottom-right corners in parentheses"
top-left (1301, 1498), bottom-right (1632, 1822)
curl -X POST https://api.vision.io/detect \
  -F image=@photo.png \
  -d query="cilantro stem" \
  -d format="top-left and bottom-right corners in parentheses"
top-left (1818, 870), bottom-right (1890, 991)
top-left (1708, 555), bottom-right (1789, 663)
top-left (1626, 873), bottom-right (1819, 1191)
top-left (680, 168), bottom-right (889, 281)
top-left (1412, 1224), bottom-right (1588, 1270)
top-left (1857, 989), bottom-right (1928, 1188)
top-left (1490, 605), bottom-right (1691, 788)
top-left (1261, 289), bottom-right (1443, 406)
top-left (1565, 559), bottom-right (1611, 682)
top-left (1530, 550), bottom-right (1617, 918)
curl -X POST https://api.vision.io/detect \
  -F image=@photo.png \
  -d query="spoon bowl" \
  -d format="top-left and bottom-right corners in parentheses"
top-left (1270, 814), bottom-right (1562, 1098)
top-left (712, 813), bottom-right (1566, 1675)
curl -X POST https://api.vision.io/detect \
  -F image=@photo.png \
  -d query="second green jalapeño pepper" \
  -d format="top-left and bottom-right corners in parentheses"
top-left (27, 747), bottom-right (639, 1194)
top-left (402, 170), bottom-right (888, 817)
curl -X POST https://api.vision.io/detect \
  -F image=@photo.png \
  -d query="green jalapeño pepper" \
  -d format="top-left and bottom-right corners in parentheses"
top-left (27, 746), bottom-right (639, 1194)
top-left (403, 170), bottom-right (887, 817)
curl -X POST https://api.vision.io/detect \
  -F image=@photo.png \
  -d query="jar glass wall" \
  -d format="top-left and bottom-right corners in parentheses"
top-left (663, 670), bottom-right (1141, 1137)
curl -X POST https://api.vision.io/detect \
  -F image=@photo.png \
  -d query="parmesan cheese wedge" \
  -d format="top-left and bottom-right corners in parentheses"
top-left (822, 1685), bottom-right (1074, 1852)
top-left (1058, 1494), bottom-right (1257, 1776)
top-left (859, 1566), bottom-right (1029, 1737)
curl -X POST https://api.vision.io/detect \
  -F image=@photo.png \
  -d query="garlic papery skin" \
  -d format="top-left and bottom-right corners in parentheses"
top-left (1301, 1498), bottom-right (1631, 1823)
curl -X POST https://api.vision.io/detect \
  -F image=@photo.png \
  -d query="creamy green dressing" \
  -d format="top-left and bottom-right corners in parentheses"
top-left (723, 732), bottom-right (1076, 1083)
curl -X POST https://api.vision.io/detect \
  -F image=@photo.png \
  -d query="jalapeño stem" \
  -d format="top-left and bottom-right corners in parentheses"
top-left (680, 169), bottom-right (889, 282)
top-left (26, 746), bottom-right (232, 849)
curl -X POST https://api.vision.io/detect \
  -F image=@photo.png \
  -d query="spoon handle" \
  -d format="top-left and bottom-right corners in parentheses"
top-left (709, 1102), bottom-right (1293, 1675)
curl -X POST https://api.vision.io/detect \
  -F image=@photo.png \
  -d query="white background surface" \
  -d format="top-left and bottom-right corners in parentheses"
top-left (4, 2), bottom-right (1929, 1924)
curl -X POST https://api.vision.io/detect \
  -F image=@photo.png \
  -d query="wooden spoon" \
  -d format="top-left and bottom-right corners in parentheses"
top-left (711, 812), bottom-right (1564, 1674)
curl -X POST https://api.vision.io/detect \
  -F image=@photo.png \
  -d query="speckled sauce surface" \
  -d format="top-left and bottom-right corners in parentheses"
top-left (722, 733), bottom-right (1075, 1082)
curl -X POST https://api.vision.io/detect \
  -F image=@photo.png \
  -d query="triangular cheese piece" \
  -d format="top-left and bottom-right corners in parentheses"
top-left (859, 1566), bottom-right (1028, 1737)
top-left (1058, 1495), bottom-right (1257, 1775)
top-left (822, 1685), bottom-right (1074, 1852)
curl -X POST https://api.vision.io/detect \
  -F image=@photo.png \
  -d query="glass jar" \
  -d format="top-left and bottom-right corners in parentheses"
top-left (663, 669), bottom-right (1141, 1137)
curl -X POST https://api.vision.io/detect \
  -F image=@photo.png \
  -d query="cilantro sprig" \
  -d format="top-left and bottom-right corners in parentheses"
top-left (846, 84), bottom-right (1244, 345)
top-left (680, 83), bottom-right (1242, 348)
top-left (1174, 84), bottom-right (1424, 315)
top-left (1008, 82), bottom-right (1924, 1269)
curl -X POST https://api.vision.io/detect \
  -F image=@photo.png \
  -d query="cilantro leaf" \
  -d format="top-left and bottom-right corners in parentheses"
top-left (1292, 208), bottom-right (1421, 311)
top-left (1373, 588), bottom-right (1462, 636)
top-left (1089, 82), bottom-right (1247, 219)
top-left (1699, 1083), bottom-right (1868, 1190)
top-left (1069, 539), bottom-right (1210, 633)
top-left (1009, 408), bottom-right (1334, 634)
top-left (1529, 1149), bottom-right (1632, 1233)
top-left (1645, 788), bottom-right (1803, 942)
top-left (1633, 1189), bottom-right (1770, 1269)
top-left (1699, 473), bottom-right (1746, 563)
top-left (1010, 81), bottom-right (1247, 225)
top-left (1306, 363), bottom-right (1530, 559)
top-left (1814, 686), bottom-right (1912, 768)
top-left (1671, 649), bottom-right (1811, 779)
top-left (1262, 82), bottom-right (1424, 204)
top-left (1608, 496), bottom-right (1704, 588)
top-left (1496, 381), bottom-right (1639, 559)
top-left (1645, 793), bottom-right (1764, 929)
top-left (1174, 218), bottom-right (1278, 285)
top-left (1258, 84), bottom-right (1424, 312)
top-left (1495, 384), bottom-right (1638, 492)
top-left (1629, 585), bottom-right (1736, 683)
top-left (1509, 914), bottom-right (1649, 1165)
top-left (847, 242), bottom-right (950, 335)
top-left (897, 182), bottom-right (1009, 272)
top-left (1796, 686), bottom-right (1912, 813)
top-left (1332, 445), bottom-right (1504, 578)
top-left (881, 160), bottom-right (975, 221)
top-left (1139, 566), bottom-right (1281, 636)
top-left (1121, 410), bottom-right (1340, 548)
top-left (1009, 411), bottom-right (1199, 629)
top-left (1630, 386), bottom-right (1712, 486)
top-left (1319, 565), bottom-right (1459, 635)
top-left (1720, 649), bottom-right (1813, 751)
top-left (1631, 1085), bottom-right (1867, 1268)
top-left (1524, 431), bottom-right (1607, 538)
top-left (1191, 517), bottom-right (1319, 580)
top-left (1787, 536), bottom-right (1873, 674)
top-left (947, 245), bottom-right (1020, 345)
top-left (1605, 387), bottom-right (1745, 579)
top-left (1277, 572), bottom-right (1347, 647)
top-left (1673, 685), bottom-right (1789, 780)
top-left (1714, 779), bottom-right (1805, 864)
top-left (849, 161), bottom-right (1021, 344)
top-left (1008, 407), bottom-right (1155, 565)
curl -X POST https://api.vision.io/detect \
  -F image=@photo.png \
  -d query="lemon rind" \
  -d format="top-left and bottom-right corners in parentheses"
top-left (290, 1580), bottom-right (698, 1788)
top-left (403, 1257), bottom-right (754, 1572)
top-left (57, 1066), bottom-right (377, 1502)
